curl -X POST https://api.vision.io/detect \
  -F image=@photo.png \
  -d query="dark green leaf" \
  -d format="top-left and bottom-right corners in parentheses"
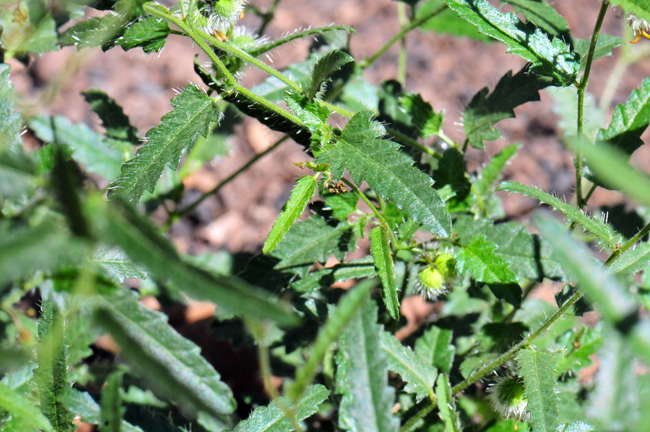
top-left (317, 111), bottom-right (451, 236)
top-left (108, 84), bottom-right (220, 203)
top-left (61, 390), bottom-right (143, 432)
top-left (498, 181), bottom-right (619, 249)
top-left (82, 89), bottom-right (140, 144)
top-left (517, 349), bottom-right (560, 432)
top-left (335, 299), bottom-right (399, 432)
top-left (400, 92), bottom-right (444, 139)
top-left (233, 385), bottom-right (329, 431)
top-left (306, 49), bottom-right (354, 100)
top-left (289, 257), bottom-right (376, 293)
top-left (263, 176), bottom-right (318, 255)
top-left (100, 372), bottom-right (124, 432)
top-left (456, 235), bottom-right (517, 284)
top-left (417, 0), bottom-right (492, 41)
top-left (58, 13), bottom-right (124, 51)
top-left (500, 0), bottom-right (570, 38)
top-left (415, 325), bottom-right (455, 374)
top-left (436, 373), bottom-right (461, 432)
top-left (370, 224), bottom-right (400, 319)
top-left (93, 289), bottom-right (235, 427)
top-left (119, 16), bottom-right (169, 53)
top-left (447, 0), bottom-right (579, 85)
top-left (463, 68), bottom-right (548, 149)
top-left (381, 332), bottom-right (437, 401)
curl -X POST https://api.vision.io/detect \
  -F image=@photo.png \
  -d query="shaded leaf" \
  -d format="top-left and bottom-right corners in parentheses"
top-left (474, 143), bottom-right (519, 196)
top-left (381, 332), bottom-right (437, 401)
top-left (93, 245), bottom-right (148, 283)
top-left (119, 15), bottom-right (169, 53)
top-left (306, 49), bottom-right (354, 100)
top-left (436, 373), bottom-right (461, 432)
top-left (290, 257), bottom-right (376, 293)
top-left (100, 372), bottom-right (124, 432)
top-left (61, 390), bottom-right (143, 432)
top-left (370, 224), bottom-right (400, 319)
top-left (83, 89), bottom-right (140, 144)
top-left (501, 0), bottom-right (570, 38)
top-left (415, 325), bottom-right (455, 374)
top-left (517, 349), bottom-right (560, 432)
top-left (400, 92), bottom-right (444, 139)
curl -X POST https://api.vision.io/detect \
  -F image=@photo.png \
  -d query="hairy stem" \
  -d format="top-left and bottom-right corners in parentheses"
top-left (399, 400), bottom-right (436, 432)
top-left (397, 2), bottom-right (409, 86)
top-left (605, 220), bottom-right (650, 265)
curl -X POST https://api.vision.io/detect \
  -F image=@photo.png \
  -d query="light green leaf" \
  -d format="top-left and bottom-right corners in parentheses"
top-left (306, 49), bottom-right (354, 100)
top-left (517, 349), bottom-right (560, 432)
top-left (498, 180), bottom-right (619, 249)
top-left (500, 0), bottom-right (570, 37)
top-left (0, 382), bottom-right (53, 432)
top-left (558, 422), bottom-right (594, 432)
top-left (574, 35), bottom-right (623, 70)
top-left (415, 325), bottom-right (455, 374)
top-left (0, 4), bottom-right (57, 57)
top-left (609, 242), bottom-right (650, 276)
top-left (264, 176), bottom-right (318, 255)
top-left (100, 372), bottom-right (124, 432)
top-left (609, 0), bottom-right (650, 25)
top-left (93, 245), bottom-right (148, 283)
top-left (474, 144), bottom-right (519, 196)
top-left (108, 84), bottom-right (220, 203)
top-left (82, 89), bottom-right (140, 145)
top-left (317, 111), bottom-right (451, 236)
top-left (463, 68), bottom-right (549, 149)
top-left (93, 289), bottom-right (235, 427)
top-left (456, 235), bottom-right (517, 283)
top-left (381, 332), bottom-right (437, 401)
top-left (417, 0), bottom-right (492, 41)
top-left (335, 298), bottom-right (399, 432)
top-left (0, 63), bottom-right (22, 151)
top-left (233, 385), bottom-right (329, 432)
top-left (370, 224), bottom-right (400, 319)
top-left (119, 16), bottom-right (170, 53)
top-left (61, 390), bottom-right (143, 432)
top-left (446, 0), bottom-right (579, 86)
top-left (597, 76), bottom-right (650, 156)
top-left (90, 198), bottom-right (297, 325)
top-left (436, 373), bottom-right (461, 432)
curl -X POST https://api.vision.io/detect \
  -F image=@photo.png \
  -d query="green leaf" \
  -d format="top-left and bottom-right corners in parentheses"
top-left (0, 64), bottom-right (23, 151)
top-left (82, 89), bottom-right (140, 144)
top-left (556, 325), bottom-right (602, 375)
top-left (474, 144), bottom-right (519, 196)
top-left (0, 222), bottom-right (87, 287)
top-left (609, 242), bottom-right (650, 276)
top-left (498, 180), bottom-right (619, 249)
top-left (597, 76), bottom-right (650, 156)
top-left (574, 35), bottom-right (623, 70)
top-left (90, 197), bottom-right (297, 325)
top-left (290, 257), bottom-right (376, 293)
top-left (108, 84), bottom-right (220, 203)
top-left (558, 422), bottom-right (595, 432)
top-left (463, 68), bottom-right (549, 149)
top-left (35, 298), bottom-right (76, 432)
top-left (0, 382), bottom-right (53, 432)
top-left (306, 49), bottom-right (354, 100)
top-left (517, 349), bottom-right (560, 432)
top-left (289, 280), bottom-right (377, 400)
top-left (317, 111), bottom-right (451, 236)
top-left (456, 235), bottom-right (517, 283)
top-left (436, 373), bottom-right (461, 432)
top-left (417, 0), bottom-right (492, 41)
top-left (370, 224), bottom-right (400, 320)
top-left (609, 0), bottom-right (650, 25)
top-left (446, 0), bottom-right (579, 86)
top-left (263, 176), bottom-right (318, 255)
top-left (61, 390), bottom-right (143, 432)
top-left (100, 372), bottom-right (124, 432)
top-left (500, 0), bottom-right (570, 38)
top-left (271, 215), bottom-right (357, 277)
top-left (400, 93), bottom-right (444, 139)
top-left (320, 181), bottom-right (359, 221)
top-left (415, 325), bottom-right (455, 374)
top-left (93, 245), bottom-right (148, 283)
top-left (381, 332), bottom-right (437, 401)
top-left (549, 87), bottom-right (604, 140)
top-left (93, 289), bottom-right (235, 427)
top-left (119, 15), bottom-right (170, 53)
top-left (233, 384), bottom-right (329, 432)
top-left (0, 3), bottom-right (57, 57)
top-left (58, 13), bottom-right (124, 51)
top-left (335, 298), bottom-right (399, 432)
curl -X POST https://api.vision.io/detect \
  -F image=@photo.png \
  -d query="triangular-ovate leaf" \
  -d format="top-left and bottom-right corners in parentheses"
top-left (498, 180), bottom-right (619, 249)
top-left (517, 349), bottom-right (560, 432)
top-left (335, 298), bottom-right (399, 432)
top-left (108, 85), bottom-right (220, 203)
top-left (263, 176), bottom-right (318, 255)
top-left (446, 0), bottom-right (579, 86)
top-left (370, 224), bottom-right (400, 319)
top-left (415, 325), bottom-right (455, 374)
top-left (317, 111), bottom-right (451, 236)
top-left (456, 235), bottom-right (517, 284)
top-left (233, 385), bottom-right (329, 431)
top-left (381, 332), bottom-right (437, 402)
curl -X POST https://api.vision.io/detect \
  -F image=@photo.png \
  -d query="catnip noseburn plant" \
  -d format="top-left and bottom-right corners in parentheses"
top-left (2, 0), bottom-right (650, 431)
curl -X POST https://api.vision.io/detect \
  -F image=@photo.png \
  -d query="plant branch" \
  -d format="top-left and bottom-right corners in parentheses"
top-left (358, 4), bottom-right (447, 69)
top-left (399, 399), bottom-right (436, 432)
top-left (397, 2), bottom-right (409, 86)
top-left (605, 220), bottom-right (650, 265)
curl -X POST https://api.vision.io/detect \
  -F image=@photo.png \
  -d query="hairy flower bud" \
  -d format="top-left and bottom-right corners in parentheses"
top-left (487, 376), bottom-right (530, 422)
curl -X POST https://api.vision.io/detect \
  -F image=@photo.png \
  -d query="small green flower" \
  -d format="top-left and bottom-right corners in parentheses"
top-left (487, 376), bottom-right (529, 422)
top-left (181, 0), bottom-right (248, 37)
top-left (416, 266), bottom-right (446, 300)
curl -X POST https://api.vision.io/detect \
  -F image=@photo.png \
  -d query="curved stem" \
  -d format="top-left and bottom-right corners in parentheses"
top-left (359, 4), bottom-right (447, 69)
top-left (605, 220), bottom-right (650, 265)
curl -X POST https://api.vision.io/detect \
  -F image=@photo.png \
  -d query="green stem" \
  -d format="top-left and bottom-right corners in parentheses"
top-left (575, 0), bottom-right (610, 208)
top-left (144, 3), bottom-right (304, 127)
top-left (397, 2), bottom-right (409, 86)
top-left (175, 135), bottom-right (289, 219)
top-left (399, 400), bottom-right (436, 432)
top-left (359, 4), bottom-right (447, 69)
top-left (605, 220), bottom-right (650, 265)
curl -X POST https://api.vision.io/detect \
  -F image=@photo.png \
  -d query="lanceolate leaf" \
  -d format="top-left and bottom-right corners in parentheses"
top-left (370, 224), bottom-right (400, 319)
top-left (93, 245), bottom-right (148, 283)
top-left (597, 76), bottom-right (650, 156)
top-left (415, 326), bottom-right (455, 374)
top-left (474, 144), bottom-right (519, 196)
top-left (108, 85), bottom-right (220, 203)
top-left (436, 374), bottom-right (461, 432)
top-left (0, 64), bottom-right (23, 151)
top-left (608, 242), bottom-right (650, 276)
top-left (335, 299), bottom-right (399, 432)
top-left (446, 0), bottom-right (579, 86)
top-left (306, 49), bottom-right (354, 100)
top-left (463, 68), bottom-right (548, 149)
top-left (456, 235), bottom-right (517, 284)
top-left (100, 372), bottom-right (124, 432)
top-left (82, 89), bottom-right (140, 144)
top-left (317, 111), bottom-right (451, 236)
top-left (500, 0), bottom-right (570, 38)
top-left (381, 332), bottom-right (437, 402)
top-left (498, 180), bottom-right (619, 249)
top-left (58, 13), bottom-right (124, 51)
top-left (233, 385), bottom-right (329, 432)
top-left (93, 289), bottom-right (235, 427)
top-left (517, 349), bottom-right (560, 432)
top-left (0, 382), bottom-right (53, 432)
top-left (263, 176), bottom-right (318, 255)
top-left (118, 16), bottom-right (170, 53)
